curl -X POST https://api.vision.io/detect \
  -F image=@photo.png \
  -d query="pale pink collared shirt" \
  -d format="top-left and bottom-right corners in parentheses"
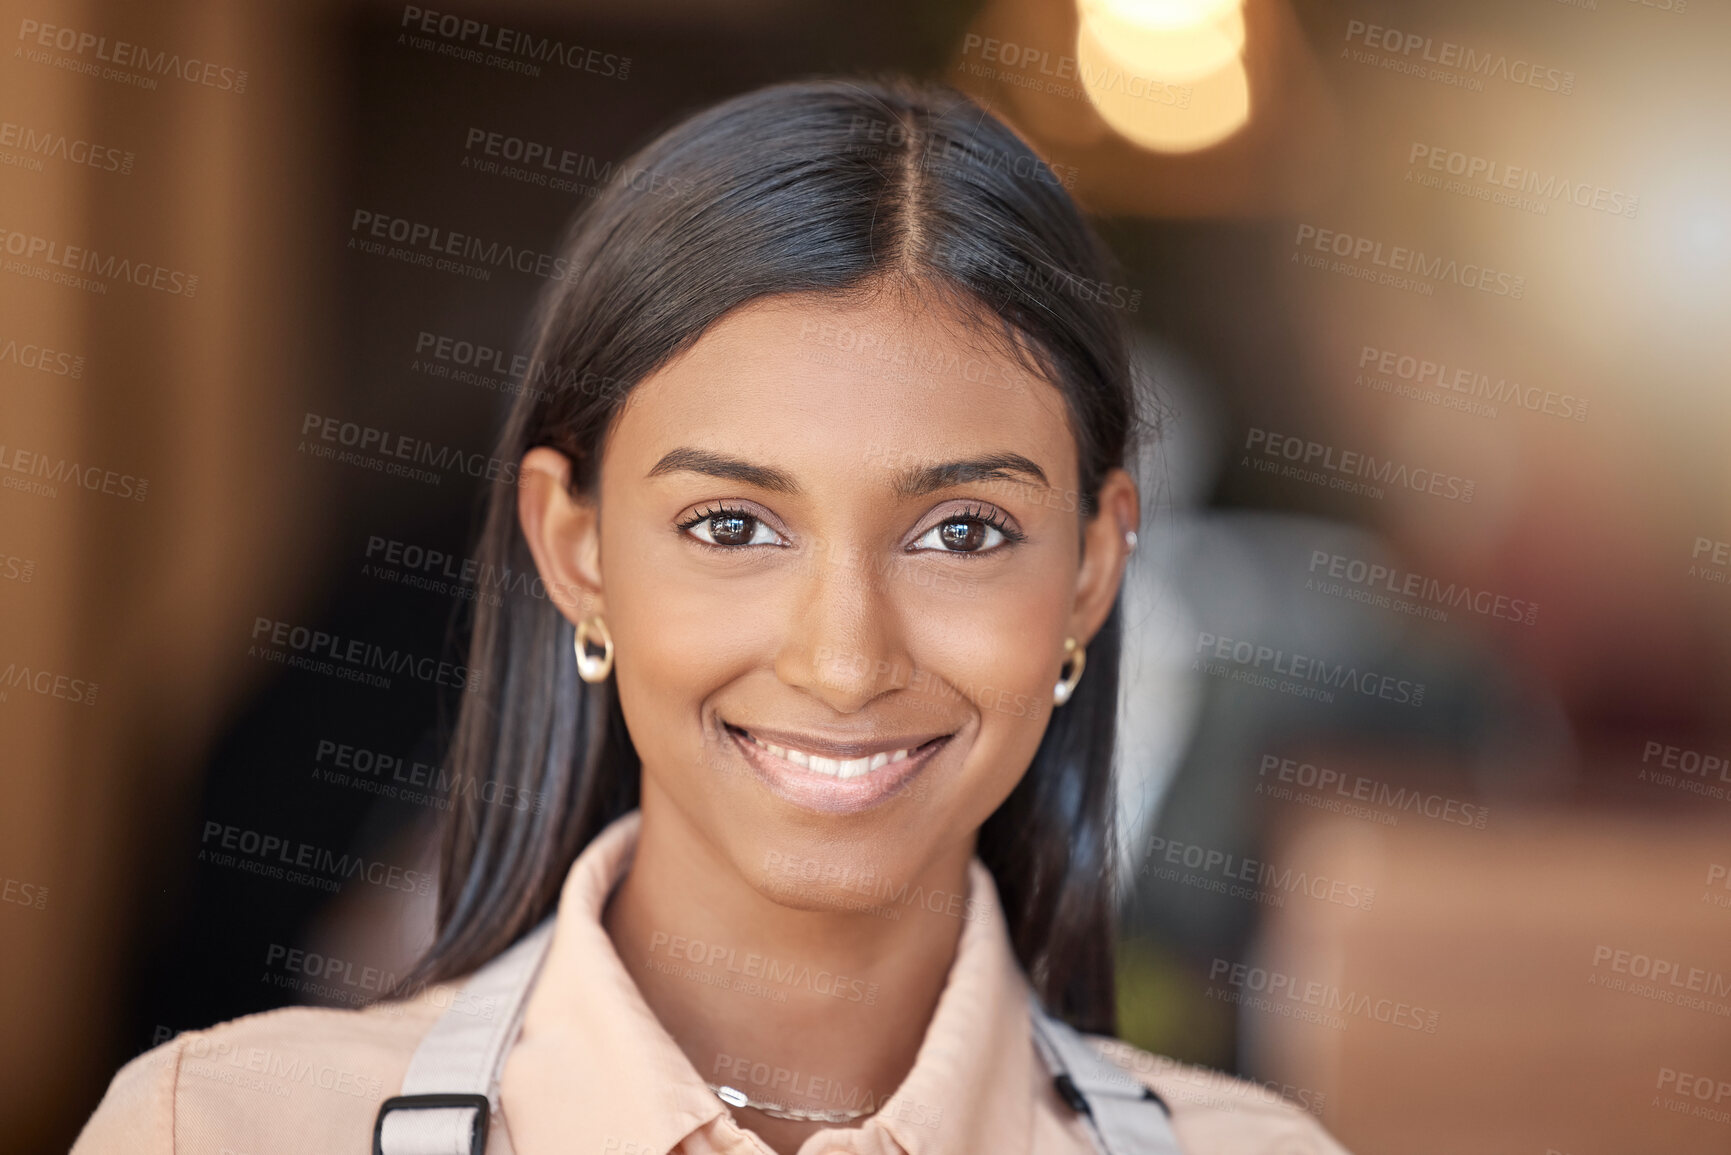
top-left (74, 811), bottom-right (1349, 1155)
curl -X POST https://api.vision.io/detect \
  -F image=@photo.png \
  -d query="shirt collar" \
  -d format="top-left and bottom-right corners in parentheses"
top-left (501, 810), bottom-right (1035, 1155)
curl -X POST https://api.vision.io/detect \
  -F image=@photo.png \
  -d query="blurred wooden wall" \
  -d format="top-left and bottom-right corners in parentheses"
top-left (0, 0), bottom-right (332, 1147)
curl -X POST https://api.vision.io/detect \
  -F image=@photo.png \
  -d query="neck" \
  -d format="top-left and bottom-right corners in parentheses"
top-left (602, 787), bottom-right (974, 1155)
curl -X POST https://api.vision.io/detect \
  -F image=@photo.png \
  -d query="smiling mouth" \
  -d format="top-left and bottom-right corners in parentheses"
top-left (729, 726), bottom-right (944, 778)
top-left (721, 722), bottom-right (953, 812)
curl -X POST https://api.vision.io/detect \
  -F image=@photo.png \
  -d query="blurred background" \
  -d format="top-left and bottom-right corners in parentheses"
top-left (3, 0), bottom-right (1729, 1150)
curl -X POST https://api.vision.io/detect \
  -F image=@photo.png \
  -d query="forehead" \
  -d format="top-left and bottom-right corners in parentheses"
top-left (608, 292), bottom-right (1079, 484)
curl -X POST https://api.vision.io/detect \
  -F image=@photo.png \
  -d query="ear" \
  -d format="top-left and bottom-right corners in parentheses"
top-left (517, 446), bottom-right (604, 628)
top-left (1069, 468), bottom-right (1140, 645)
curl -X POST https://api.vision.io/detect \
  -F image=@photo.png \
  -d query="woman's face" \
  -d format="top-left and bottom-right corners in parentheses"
top-left (522, 290), bottom-right (1136, 906)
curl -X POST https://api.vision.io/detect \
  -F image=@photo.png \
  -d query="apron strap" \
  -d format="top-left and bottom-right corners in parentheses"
top-left (1028, 996), bottom-right (1186, 1155)
top-left (376, 924), bottom-right (1183, 1155)
top-left (374, 919), bottom-right (557, 1155)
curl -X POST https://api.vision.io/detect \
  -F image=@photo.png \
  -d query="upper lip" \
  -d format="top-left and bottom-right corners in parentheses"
top-left (724, 721), bottom-right (952, 760)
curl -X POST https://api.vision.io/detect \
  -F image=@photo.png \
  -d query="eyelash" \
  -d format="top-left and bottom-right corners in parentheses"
top-left (931, 503), bottom-right (1027, 551)
top-left (675, 501), bottom-right (1026, 553)
top-left (675, 503), bottom-right (782, 548)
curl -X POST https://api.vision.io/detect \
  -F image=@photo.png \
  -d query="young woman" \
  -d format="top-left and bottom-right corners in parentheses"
top-left (76, 78), bottom-right (1350, 1155)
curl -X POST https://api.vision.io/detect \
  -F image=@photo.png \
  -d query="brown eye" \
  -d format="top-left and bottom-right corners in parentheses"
top-left (911, 510), bottom-right (1015, 554)
top-left (709, 513), bottom-right (755, 546)
top-left (683, 507), bottom-right (784, 548)
top-left (938, 520), bottom-right (988, 552)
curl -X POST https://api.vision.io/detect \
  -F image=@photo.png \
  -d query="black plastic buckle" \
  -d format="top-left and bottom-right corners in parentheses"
top-left (1053, 1073), bottom-right (1092, 1115)
top-left (373, 1093), bottom-right (492, 1155)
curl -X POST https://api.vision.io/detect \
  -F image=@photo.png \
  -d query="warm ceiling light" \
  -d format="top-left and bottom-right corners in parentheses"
top-left (1076, 14), bottom-right (1250, 152)
top-left (1079, 0), bottom-right (1245, 83)
top-left (1086, 0), bottom-right (1240, 25)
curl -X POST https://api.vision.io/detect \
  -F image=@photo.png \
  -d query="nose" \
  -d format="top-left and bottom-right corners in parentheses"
top-left (773, 538), bottom-right (913, 715)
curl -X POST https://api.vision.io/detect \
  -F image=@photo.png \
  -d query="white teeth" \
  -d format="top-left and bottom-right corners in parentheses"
top-left (742, 732), bottom-right (919, 777)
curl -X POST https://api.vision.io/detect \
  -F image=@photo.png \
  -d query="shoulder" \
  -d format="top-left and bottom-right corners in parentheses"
top-left (72, 987), bottom-right (458, 1155)
top-left (1084, 1036), bottom-right (1352, 1155)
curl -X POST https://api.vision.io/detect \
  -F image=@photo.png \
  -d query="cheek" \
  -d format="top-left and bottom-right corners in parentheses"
top-left (910, 563), bottom-right (1072, 792)
top-left (603, 528), bottom-right (781, 749)
top-left (924, 559), bottom-right (1071, 695)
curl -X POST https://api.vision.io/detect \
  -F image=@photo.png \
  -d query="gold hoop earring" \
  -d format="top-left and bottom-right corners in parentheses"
top-left (1053, 636), bottom-right (1086, 706)
top-left (574, 615), bottom-right (614, 683)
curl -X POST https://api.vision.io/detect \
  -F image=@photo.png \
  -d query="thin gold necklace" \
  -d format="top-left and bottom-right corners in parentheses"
top-left (707, 1082), bottom-right (878, 1124)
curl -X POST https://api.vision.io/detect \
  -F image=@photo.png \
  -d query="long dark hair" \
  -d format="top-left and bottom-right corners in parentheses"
top-left (397, 77), bottom-right (1141, 1035)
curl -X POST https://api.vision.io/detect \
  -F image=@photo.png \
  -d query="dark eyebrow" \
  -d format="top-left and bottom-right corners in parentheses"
top-left (893, 453), bottom-right (1049, 498)
top-left (646, 447), bottom-right (1050, 499)
top-left (647, 447), bottom-right (800, 494)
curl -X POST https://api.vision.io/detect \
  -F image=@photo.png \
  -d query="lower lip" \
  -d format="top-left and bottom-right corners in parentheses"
top-left (725, 726), bottom-right (948, 815)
